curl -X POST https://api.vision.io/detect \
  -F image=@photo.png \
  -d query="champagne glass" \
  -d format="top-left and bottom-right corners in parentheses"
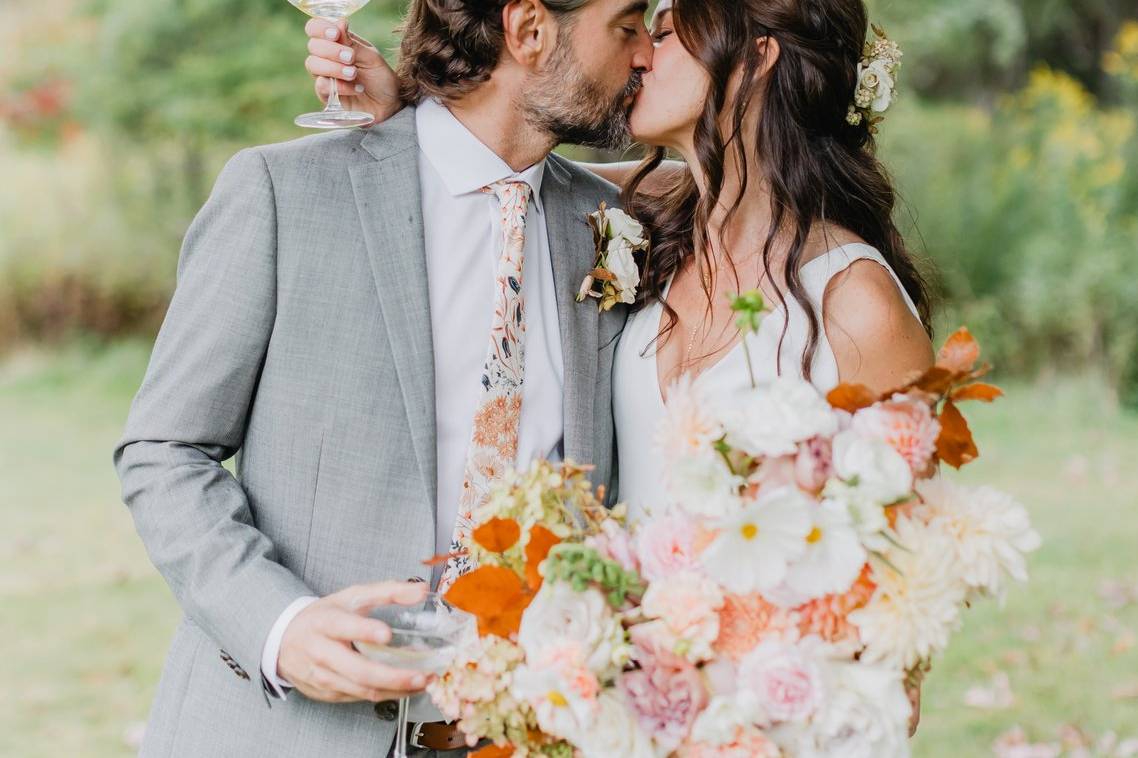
top-left (288, 0), bottom-right (376, 129)
top-left (356, 593), bottom-right (475, 758)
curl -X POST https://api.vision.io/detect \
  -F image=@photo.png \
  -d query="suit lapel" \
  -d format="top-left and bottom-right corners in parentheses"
top-left (542, 155), bottom-right (600, 467)
top-left (350, 110), bottom-right (439, 513)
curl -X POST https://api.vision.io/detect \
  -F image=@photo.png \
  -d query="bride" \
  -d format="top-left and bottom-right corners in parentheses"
top-left (305, 0), bottom-right (935, 731)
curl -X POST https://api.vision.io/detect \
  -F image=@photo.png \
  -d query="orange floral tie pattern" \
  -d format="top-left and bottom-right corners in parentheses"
top-left (439, 180), bottom-right (533, 592)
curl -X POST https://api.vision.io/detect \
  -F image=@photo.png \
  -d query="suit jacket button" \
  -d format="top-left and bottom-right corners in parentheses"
top-left (375, 700), bottom-right (400, 721)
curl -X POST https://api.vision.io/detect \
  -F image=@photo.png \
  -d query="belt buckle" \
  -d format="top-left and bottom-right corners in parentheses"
top-left (408, 722), bottom-right (427, 750)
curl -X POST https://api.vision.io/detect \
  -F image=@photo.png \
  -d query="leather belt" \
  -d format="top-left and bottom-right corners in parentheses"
top-left (409, 721), bottom-right (466, 752)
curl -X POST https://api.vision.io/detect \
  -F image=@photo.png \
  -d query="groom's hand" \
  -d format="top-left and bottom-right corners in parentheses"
top-left (278, 580), bottom-right (430, 704)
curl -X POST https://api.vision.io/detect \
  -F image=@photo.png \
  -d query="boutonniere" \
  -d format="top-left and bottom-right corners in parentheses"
top-left (576, 202), bottom-right (649, 312)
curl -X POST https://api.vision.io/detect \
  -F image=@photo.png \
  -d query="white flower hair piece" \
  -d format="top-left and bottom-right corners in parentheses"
top-left (847, 24), bottom-right (903, 133)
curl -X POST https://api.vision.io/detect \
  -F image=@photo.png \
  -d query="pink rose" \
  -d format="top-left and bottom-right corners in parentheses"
top-left (851, 394), bottom-right (940, 476)
top-left (737, 638), bottom-right (824, 724)
top-left (620, 638), bottom-right (708, 751)
top-left (586, 519), bottom-right (639, 573)
top-left (794, 436), bottom-right (834, 492)
top-left (754, 454), bottom-right (798, 491)
top-left (634, 512), bottom-right (700, 582)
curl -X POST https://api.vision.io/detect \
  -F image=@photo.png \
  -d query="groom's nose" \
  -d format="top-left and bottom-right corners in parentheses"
top-left (630, 25), bottom-right (654, 72)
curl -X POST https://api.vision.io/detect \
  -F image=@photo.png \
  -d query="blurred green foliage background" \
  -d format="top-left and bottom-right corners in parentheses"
top-left (2, 1), bottom-right (1137, 756)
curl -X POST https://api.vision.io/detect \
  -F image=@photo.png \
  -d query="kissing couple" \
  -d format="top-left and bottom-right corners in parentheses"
top-left (115, 0), bottom-right (934, 755)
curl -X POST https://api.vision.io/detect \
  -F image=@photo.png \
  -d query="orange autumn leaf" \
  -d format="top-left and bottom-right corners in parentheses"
top-left (445, 565), bottom-right (531, 638)
top-left (472, 518), bottom-right (522, 554)
top-left (470, 745), bottom-right (514, 758)
top-left (524, 525), bottom-right (562, 592)
top-left (827, 383), bottom-right (879, 413)
top-left (937, 327), bottom-right (980, 374)
top-left (909, 366), bottom-right (957, 396)
top-left (936, 400), bottom-right (979, 468)
top-left (950, 382), bottom-right (1004, 403)
top-left (422, 550), bottom-right (468, 567)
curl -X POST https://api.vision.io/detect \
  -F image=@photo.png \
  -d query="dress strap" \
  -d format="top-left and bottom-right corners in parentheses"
top-left (799, 243), bottom-right (921, 319)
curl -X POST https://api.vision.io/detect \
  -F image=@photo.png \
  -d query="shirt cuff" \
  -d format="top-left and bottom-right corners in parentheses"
top-left (261, 595), bottom-right (319, 699)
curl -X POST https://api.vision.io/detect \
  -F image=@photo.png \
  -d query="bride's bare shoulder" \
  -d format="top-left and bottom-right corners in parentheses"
top-left (800, 224), bottom-right (867, 266)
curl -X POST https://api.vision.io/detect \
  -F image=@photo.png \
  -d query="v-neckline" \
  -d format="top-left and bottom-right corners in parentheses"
top-left (651, 245), bottom-right (863, 405)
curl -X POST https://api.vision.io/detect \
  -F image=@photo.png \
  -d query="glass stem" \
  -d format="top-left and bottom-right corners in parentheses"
top-left (394, 696), bottom-right (410, 758)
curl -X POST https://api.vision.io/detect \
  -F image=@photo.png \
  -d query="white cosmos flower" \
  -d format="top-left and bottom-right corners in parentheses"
top-left (915, 477), bottom-right (1041, 602)
top-left (666, 448), bottom-right (746, 520)
top-left (575, 691), bottom-right (656, 758)
top-left (781, 498), bottom-right (868, 604)
top-left (602, 206), bottom-right (646, 245)
top-left (700, 486), bottom-right (813, 596)
top-left (518, 582), bottom-right (628, 676)
top-left (719, 377), bottom-right (840, 459)
top-left (849, 516), bottom-right (966, 670)
top-left (511, 643), bottom-right (601, 740)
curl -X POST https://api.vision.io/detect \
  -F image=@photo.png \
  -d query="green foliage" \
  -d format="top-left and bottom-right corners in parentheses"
top-left (542, 544), bottom-right (645, 608)
top-left (881, 30), bottom-right (1138, 403)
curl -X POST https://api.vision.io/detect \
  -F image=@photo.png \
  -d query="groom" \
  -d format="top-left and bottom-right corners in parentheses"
top-left (113, 0), bottom-right (652, 755)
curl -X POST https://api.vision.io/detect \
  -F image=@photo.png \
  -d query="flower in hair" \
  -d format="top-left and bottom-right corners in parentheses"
top-left (847, 24), bottom-right (902, 133)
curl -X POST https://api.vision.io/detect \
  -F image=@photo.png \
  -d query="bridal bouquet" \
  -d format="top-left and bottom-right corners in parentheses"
top-left (429, 328), bottom-right (1040, 758)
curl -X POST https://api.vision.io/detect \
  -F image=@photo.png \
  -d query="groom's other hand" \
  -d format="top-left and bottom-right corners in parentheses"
top-left (278, 580), bottom-right (430, 703)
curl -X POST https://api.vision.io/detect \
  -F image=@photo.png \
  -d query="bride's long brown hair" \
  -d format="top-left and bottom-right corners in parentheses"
top-left (624, 0), bottom-right (932, 380)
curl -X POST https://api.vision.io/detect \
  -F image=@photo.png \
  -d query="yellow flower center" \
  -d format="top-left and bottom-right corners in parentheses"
top-left (740, 523), bottom-right (759, 541)
top-left (806, 526), bottom-right (823, 544)
top-left (547, 691), bottom-right (568, 708)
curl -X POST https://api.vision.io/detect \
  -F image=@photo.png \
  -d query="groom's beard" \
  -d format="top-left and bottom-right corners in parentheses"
top-left (523, 33), bottom-right (643, 150)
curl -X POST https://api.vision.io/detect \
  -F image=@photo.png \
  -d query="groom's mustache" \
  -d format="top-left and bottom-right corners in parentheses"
top-left (623, 70), bottom-right (645, 105)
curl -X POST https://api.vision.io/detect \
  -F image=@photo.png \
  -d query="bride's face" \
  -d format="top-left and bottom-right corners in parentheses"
top-left (629, 10), bottom-right (710, 151)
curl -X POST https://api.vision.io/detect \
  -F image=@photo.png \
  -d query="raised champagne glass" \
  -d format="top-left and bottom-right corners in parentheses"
top-left (288, 0), bottom-right (375, 129)
top-left (356, 593), bottom-right (475, 758)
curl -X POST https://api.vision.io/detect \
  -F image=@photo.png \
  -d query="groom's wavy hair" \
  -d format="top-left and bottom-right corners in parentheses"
top-left (625, 0), bottom-right (932, 381)
top-left (396, 0), bottom-right (592, 104)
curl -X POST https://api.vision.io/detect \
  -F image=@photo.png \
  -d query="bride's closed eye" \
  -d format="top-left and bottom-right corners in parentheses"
top-left (652, 29), bottom-right (673, 45)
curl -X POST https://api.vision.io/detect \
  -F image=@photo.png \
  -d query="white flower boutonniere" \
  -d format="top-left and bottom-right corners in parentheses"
top-left (577, 202), bottom-right (650, 311)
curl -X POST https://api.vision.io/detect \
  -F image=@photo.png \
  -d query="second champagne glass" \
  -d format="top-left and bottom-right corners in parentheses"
top-left (288, 0), bottom-right (376, 129)
top-left (356, 593), bottom-right (475, 758)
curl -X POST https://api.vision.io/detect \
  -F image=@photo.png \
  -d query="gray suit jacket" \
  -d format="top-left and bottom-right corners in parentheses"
top-left (114, 107), bottom-right (625, 757)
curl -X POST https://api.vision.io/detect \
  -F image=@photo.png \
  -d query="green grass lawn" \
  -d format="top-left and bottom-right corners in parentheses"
top-left (2, 342), bottom-right (1136, 756)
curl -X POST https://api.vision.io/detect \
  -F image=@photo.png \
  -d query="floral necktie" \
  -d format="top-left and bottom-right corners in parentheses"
top-left (439, 180), bottom-right (533, 592)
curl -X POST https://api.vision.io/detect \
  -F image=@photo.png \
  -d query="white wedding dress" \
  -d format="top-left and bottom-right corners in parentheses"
top-left (613, 243), bottom-right (921, 522)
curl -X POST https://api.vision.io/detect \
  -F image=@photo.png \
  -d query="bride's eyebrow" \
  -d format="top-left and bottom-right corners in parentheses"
top-left (651, 9), bottom-right (673, 33)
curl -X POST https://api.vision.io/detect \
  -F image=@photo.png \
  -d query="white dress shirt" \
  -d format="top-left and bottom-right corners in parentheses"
top-left (261, 98), bottom-right (566, 697)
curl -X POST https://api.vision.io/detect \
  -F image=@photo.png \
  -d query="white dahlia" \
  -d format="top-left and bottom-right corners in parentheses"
top-left (719, 377), bottom-right (840, 459)
top-left (914, 477), bottom-right (1041, 601)
top-left (848, 516), bottom-right (966, 670)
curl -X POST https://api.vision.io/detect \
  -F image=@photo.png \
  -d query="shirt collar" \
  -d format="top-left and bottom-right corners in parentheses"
top-left (416, 97), bottom-right (546, 214)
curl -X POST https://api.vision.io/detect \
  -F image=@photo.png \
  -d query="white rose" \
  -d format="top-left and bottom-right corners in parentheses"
top-left (831, 429), bottom-right (913, 505)
top-left (518, 582), bottom-right (628, 675)
top-left (857, 59), bottom-right (895, 113)
top-left (720, 378), bottom-right (840, 459)
top-left (776, 659), bottom-right (911, 758)
top-left (665, 448), bottom-right (745, 521)
top-left (603, 207), bottom-right (646, 245)
top-left (575, 691), bottom-right (657, 758)
top-left (689, 694), bottom-right (763, 746)
top-left (605, 239), bottom-right (641, 302)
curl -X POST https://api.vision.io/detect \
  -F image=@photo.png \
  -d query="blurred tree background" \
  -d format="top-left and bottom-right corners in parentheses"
top-left (3, 1), bottom-right (1138, 756)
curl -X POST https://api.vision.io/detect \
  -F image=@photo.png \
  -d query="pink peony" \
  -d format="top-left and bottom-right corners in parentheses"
top-left (851, 393), bottom-right (940, 476)
top-left (794, 436), bottom-right (835, 492)
top-left (620, 638), bottom-right (709, 751)
top-left (634, 512), bottom-right (701, 582)
top-left (585, 519), bottom-right (639, 573)
top-left (737, 638), bottom-right (825, 724)
top-left (680, 728), bottom-right (781, 758)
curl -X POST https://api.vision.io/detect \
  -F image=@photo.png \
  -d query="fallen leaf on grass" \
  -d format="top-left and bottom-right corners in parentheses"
top-left (964, 671), bottom-right (1015, 710)
top-left (992, 726), bottom-right (1060, 758)
top-left (1110, 681), bottom-right (1138, 701)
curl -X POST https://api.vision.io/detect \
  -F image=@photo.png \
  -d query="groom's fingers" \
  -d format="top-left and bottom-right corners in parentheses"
top-left (319, 610), bottom-right (392, 645)
top-left (321, 642), bottom-right (429, 695)
top-left (332, 580), bottom-right (429, 615)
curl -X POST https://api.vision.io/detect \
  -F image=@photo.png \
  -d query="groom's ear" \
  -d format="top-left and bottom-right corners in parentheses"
top-left (755, 36), bottom-right (781, 79)
top-left (502, 0), bottom-right (555, 67)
